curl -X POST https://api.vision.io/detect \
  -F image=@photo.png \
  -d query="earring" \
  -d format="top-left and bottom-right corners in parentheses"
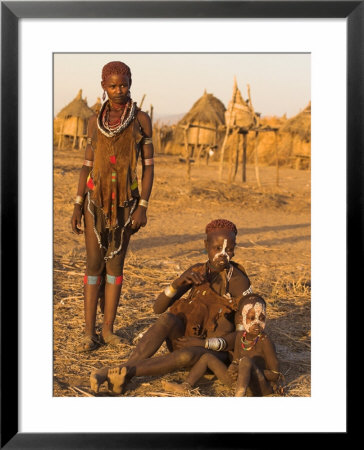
top-left (102, 90), bottom-right (106, 102)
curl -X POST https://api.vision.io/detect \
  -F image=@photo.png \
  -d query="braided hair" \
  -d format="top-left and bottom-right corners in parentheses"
top-left (205, 219), bottom-right (237, 236)
top-left (101, 61), bottom-right (132, 86)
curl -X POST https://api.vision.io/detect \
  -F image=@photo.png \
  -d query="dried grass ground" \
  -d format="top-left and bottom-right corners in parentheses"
top-left (54, 149), bottom-right (311, 397)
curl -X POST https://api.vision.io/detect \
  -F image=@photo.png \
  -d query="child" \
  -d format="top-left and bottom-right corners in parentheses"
top-left (90, 219), bottom-right (253, 394)
top-left (71, 61), bottom-right (154, 352)
top-left (163, 293), bottom-right (282, 396)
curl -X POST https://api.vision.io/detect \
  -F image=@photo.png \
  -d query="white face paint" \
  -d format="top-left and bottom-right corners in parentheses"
top-left (241, 302), bottom-right (266, 333)
top-left (213, 239), bottom-right (230, 264)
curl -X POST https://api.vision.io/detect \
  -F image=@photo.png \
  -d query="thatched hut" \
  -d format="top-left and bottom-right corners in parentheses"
top-left (91, 97), bottom-right (102, 115)
top-left (244, 115), bottom-right (288, 166)
top-left (219, 79), bottom-right (258, 181)
top-left (54, 89), bottom-right (95, 150)
top-left (166, 90), bottom-right (226, 158)
top-left (225, 78), bottom-right (257, 129)
top-left (281, 101), bottom-right (311, 169)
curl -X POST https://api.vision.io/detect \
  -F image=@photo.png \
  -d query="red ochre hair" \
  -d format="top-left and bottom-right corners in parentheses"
top-left (205, 219), bottom-right (238, 236)
top-left (102, 61), bottom-right (132, 86)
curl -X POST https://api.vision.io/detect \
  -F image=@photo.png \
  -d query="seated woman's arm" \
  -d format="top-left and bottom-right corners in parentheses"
top-left (222, 331), bottom-right (238, 351)
top-left (153, 265), bottom-right (205, 314)
top-left (174, 331), bottom-right (238, 351)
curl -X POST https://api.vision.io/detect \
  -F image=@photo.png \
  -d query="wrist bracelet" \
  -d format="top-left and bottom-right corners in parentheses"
top-left (164, 284), bottom-right (177, 298)
top-left (205, 337), bottom-right (227, 351)
top-left (139, 199), bottom-right (149, 209)
top-left (74, 195), bottom-right (84, 206)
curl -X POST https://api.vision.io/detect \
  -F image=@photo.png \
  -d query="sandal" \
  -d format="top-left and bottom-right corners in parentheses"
top-left (76, 335), bottom-right (100, 353)
top-left (100, 333), bottom-right (123, 348)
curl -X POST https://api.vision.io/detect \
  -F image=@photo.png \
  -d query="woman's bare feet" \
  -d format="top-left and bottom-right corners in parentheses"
top-left (90, 367), bottom-right (109, 393)
top-left (107, 366), bottom-right (128, 394)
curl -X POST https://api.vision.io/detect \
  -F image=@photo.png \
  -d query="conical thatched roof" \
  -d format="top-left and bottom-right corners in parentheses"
top-left (225, 78), bottom-right (256, 128)
top-left (281, 101), bottom-right (311, 142)
top-left (179, 90), bottom-right (226, 127)
top-left (91, 97), bottom-right (102, 114)
top-left (57, 89), bottom-right (95, 120)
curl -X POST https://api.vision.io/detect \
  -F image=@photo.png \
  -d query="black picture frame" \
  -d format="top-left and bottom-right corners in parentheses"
top-left (1, 1), bottom-right (358, 448)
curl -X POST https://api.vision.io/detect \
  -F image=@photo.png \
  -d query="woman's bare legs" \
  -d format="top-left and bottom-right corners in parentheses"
top-left (79, 207), bottom-right (105, 351)
top-left (101, 230), bottom-right (131, 343)
top-left (106, 346), bottom-right (211, 394)
top-left (90, 313), bottom-right (185, 392)
top-left (127, 313), bottom-right (185, 364)
top-left (91, 343), bottom-right (228, 395)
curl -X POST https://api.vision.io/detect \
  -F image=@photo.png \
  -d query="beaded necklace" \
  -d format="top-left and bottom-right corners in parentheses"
top-left (103, 100), bottom-right (129, 131)
top-left (97, 99), bottom-right (137, 137)
top-left (241, 331), bottom-right (261, 351)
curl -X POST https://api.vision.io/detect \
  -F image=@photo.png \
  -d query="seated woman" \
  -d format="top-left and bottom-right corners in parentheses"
top-left (90, 219), bottom-right (253, 395)
top-left (163, 294), bottom-right (282, 396)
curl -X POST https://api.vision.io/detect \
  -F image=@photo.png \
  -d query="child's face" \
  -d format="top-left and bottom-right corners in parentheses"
top-left (239, 301), bottom-right (266, 335)
top-left (204, 231), bottom-right (235, 272)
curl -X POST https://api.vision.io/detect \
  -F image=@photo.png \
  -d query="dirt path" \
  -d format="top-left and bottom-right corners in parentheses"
top-left (54, 150), bottom-right (311, 397)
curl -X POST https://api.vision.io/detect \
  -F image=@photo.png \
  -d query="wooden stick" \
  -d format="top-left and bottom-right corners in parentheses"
top-left (158, 126), bottom-right (162, 154)
top-left (57, 118), bottom-right (65, 150)
top-left (254, 131), bottom-right (261, 187)
top-left (233, 131), bottom-right (240, 182)
top-left (195, 121), bottom-right (201, 166)
top-left (274, 130), bottom-right (279, 186)
top-left (184, 124), bottom-right (191, 180)
top-left (72, 386), bottom-right (95, 397)
top-left (227, 131), bottom-right (235, 183)
top-left (146, 392), bottom-right (183, 397)
top-left (197, 144), bottom-right (205, 167)
top-left (242, 132), bottom-right (247, 183)
top-left (218, 128), bottom-right (229, 180)
top-left (139, 94), bottom-right (146, 109)
top-left (219, 80), bottom-right (238, 180)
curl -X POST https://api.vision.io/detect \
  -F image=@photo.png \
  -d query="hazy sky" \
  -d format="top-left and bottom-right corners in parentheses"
top-left (54, 53), bottom-right (310, 120)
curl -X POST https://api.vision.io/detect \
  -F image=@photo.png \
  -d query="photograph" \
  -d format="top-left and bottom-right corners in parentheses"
top-left (2, 1), bottom-right (356, 444)
top-left (53, 52), bottom-right (311, 399)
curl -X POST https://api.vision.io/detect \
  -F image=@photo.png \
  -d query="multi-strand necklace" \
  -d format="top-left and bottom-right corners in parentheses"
top-left (105, 101), bottom-right (129, 132)
top-left (241, 331), bottom-right (261, 351)
top-left (98, 99), bottom-right (136, 137)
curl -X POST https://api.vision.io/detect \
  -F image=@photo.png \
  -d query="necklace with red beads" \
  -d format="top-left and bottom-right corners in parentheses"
top-left (98, 99), bottom-right (136, 137)
top-left (241, 331), bottom-right (261, 351)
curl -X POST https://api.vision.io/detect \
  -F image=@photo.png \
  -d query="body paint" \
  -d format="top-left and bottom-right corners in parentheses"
top-left (241, 302), bottom-right (266, 332)
top-left (213, 239), bottom-right (230, 263)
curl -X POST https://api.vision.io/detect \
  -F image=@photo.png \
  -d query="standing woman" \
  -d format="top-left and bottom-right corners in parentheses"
top-left (71, 61), bottom-right (154, 352)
